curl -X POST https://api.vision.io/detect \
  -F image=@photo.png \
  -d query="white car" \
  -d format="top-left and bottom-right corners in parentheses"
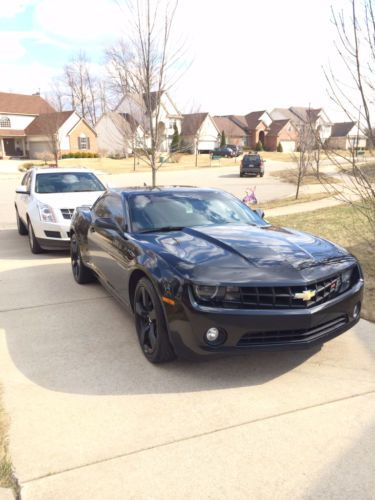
top-left (15, 167), bottom-right (106, 253)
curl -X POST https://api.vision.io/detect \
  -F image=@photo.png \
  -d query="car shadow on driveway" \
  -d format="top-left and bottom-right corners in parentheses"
top-left (0, 229), bottom-right (69, 261)
top-left (1, 259), bottom-right (321, 396)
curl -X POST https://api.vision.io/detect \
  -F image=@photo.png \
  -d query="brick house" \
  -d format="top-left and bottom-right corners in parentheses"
top-left (264, 119), bottom-right (298, 152)
top-left (0, 91), bottom-right (97, 160)
top-left (243, 110), bottom-right (273, 149)
top-left (212, 116), bottom-right (248, 146)
top-left (326, 122), bottom-right (366, 150)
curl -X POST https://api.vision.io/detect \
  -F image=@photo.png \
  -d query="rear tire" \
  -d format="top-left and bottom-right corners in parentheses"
top-left (16, 207), bottom-right (27, 235)
top-left (134, 277), bottom-right (176, 364)
top-left (27, 219), bottom-right (43, 254)
top-left (70, 233), bottom-right (95, 284)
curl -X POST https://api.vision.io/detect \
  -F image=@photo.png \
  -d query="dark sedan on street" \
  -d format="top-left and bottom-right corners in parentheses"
top-left (70, 187), bottom-right (363, 364)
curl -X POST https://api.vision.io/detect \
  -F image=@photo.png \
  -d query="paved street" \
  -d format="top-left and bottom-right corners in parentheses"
top-left (0, 165), bottom-right (374, 499)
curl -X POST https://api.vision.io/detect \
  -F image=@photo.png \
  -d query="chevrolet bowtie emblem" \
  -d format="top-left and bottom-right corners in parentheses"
top-left (294, 290), bottom-right (316, 301)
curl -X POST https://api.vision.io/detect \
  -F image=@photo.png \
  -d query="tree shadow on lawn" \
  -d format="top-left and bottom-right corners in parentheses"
top-left (1, 261), bottom-right (321, 396)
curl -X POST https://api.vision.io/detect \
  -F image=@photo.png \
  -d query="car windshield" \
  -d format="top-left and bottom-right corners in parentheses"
top-left (35, 172), bottom-right (105, 194)
top-left (128, 191), bottom-right (267, 233)
top-left (243, 155), bottom-right (260, 164)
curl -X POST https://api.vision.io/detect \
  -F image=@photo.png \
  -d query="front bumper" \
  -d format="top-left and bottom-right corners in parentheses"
top-left (166, 280), bottom-right (364, 359)
top-left (32, 220), bottom-right (71, 250)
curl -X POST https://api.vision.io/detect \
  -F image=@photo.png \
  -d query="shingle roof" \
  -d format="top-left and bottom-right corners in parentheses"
top-left (0, 92), bottom-right (55, 115)
top-left (181, 113), bottom-right (209, 136)
top-left (268, 119), bottom-right (291, 136)
top-left (330, 122), bottom-right (356, 137)
top-left (213, 116), bottom-right (246, 137)
top-left (25, 111), bottom-right (74, 135)
top-left (244, 110), bottom-right (267, 129)
top-left (226, 115), bottom-right (248, 130)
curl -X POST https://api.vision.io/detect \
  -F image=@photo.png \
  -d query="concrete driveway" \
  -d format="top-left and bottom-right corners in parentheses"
top-left (0, 168), bottom-right (374, 499)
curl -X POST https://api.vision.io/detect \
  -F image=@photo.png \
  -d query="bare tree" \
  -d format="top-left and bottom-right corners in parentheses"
top-left (112, 0), bottom-right (184, 186)
top-left (323, 0), bottom-right (375, 237)
top-left (292, 121), bottom-right (314, 199)
top-left (63, 52), bottom-right (100, 125)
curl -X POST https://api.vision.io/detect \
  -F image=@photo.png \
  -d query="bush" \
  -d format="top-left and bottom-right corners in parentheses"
top-left (277, 142), bottom-right (283, 153)
top-left (255, 141), bottom-right (264, 151)
top-left (62, 151), bottom-right (99, 159)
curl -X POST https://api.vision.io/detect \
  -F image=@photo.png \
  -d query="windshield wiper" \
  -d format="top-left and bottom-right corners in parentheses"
top-left (138, 226), bottom-right (185, 234)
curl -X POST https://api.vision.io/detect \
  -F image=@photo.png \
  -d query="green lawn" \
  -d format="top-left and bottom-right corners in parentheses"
top-left (268, 205), bottom-right (375, 322)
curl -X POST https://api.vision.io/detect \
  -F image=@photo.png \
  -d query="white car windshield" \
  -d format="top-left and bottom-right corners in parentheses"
top-left (35, 172), bottom-right (105, 194)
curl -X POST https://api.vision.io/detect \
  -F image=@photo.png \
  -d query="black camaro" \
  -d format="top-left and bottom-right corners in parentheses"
top-left (70, 187), bottom-right (364, 363)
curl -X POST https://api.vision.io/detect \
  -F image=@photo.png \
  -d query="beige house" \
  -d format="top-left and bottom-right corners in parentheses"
top-left (326, 122), bottom-right (366, 150)
top-left (95, 112), bottom-right (144, 157)
top-left (0, 91), bottom-right (97, 160)
top-left (181, 113), bottom-right (220, 153)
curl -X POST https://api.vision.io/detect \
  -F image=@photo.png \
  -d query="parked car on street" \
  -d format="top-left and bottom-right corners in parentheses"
top-left (226, 144), bottom-right (243, 157)
top-left (212, 147), bottom-right (236, 158)
top-left (15, 167), bottom-right (105, 253)
top-left (70, 186), bottom-right (363, 364)
top-left (240, 153), bottom-right (265, 177)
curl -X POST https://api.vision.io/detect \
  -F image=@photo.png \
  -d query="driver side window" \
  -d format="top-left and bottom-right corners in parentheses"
top-left (93, 195), bottom-right (126, 229)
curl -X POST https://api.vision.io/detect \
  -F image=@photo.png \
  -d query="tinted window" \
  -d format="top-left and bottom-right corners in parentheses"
top-left (128, 191), bottom-right (267, 232)
top-left (243, 155), bottom-right (261, 165)
top-left (94, 195), bottom-right (126, 228)
top-left (35, 172), bottom-right (105, 194)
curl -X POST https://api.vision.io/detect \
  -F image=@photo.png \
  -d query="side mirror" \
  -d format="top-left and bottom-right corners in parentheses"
top-left (94, 217), bottom-right (118, 231)
top-left (16, 185), bottom-right (30, 195)
top-left (255, 208), bottom-right (265, 219)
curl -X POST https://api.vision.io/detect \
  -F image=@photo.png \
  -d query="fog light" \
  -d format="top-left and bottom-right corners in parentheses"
top-left (353, 303), bottom-right (361, 319)
top-left (206, 327), bottom-right (219, 342)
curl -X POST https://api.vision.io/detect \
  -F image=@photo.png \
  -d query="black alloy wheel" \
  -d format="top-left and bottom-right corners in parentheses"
top-left (70, 233), bottom-right (94, 284)
top-left (134, 277), bottom-right (176, 363)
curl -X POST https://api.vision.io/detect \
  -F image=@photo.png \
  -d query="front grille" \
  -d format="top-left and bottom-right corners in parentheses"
top-left (215, 268), bottom-right (359, 310)
top-left (239, 275), bottom-right (343, 309)
top-left (61, 208), bottom-right (75, 220)
top-left (237, 315), bottom-right (348, 346)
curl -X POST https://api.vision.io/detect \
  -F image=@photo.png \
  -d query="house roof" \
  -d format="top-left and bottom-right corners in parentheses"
top-left (0, 92), bottom-right (55, 115)
top-left (213, 116), bottom-right (246, 137)
top-left (226, 115), bottom-right (248, 131)
top-left (270, 108), bottom-right (295, 121)
top-left (268, 119), bottom-right (291, 136)
top-left (25, 111), bottom-right (74, 135)
top-left (330, 121), bottom-right (356, 137)
top-left (245, 111), bottom-right (267, 129)
top-left (0, 129), bottom-right (26, 137)
top-left (181, 113), bottom-right (209, 136)
top-left (289, 107), bottom-right (322, 123)
top-left (120, 113), bottom-right (140, 133)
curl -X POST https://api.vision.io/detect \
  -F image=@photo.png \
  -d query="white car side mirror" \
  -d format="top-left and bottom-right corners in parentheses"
top-left (16, 185), bottom-right (30, 194)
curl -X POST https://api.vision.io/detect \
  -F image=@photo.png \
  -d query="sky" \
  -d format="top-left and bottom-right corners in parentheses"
top-left (0, 0), bottom-right (350, 120)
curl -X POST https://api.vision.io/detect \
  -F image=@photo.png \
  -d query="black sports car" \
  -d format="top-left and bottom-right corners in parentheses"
top-left (70, 187), bottom-right (364, 364)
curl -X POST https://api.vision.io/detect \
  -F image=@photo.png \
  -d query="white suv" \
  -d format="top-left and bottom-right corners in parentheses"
top-left (15, 167), bottom-right (105, 253)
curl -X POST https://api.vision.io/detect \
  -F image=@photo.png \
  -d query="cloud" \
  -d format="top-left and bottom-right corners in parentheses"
top-left (0, 33), bottom-right (27, 61)
top-left (34, 0), bottom-right (123, 44)
top-left (0, 62), bottom-right (58, 95)
top-left (0, 0), bottom-right (37, 19)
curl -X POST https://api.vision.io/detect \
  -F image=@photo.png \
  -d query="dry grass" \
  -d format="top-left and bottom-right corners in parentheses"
top-left (268, 204), bottom-right (375, 322)
top-left (255, 192), bottom-right (331, 210)
top-left (0, 389), bottom-right (18, 495)
top-left (270, 168), bottom-right (340, 186)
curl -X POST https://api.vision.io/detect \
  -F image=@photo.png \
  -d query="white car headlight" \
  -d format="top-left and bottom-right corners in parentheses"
top-left (37, 202), bottom-right (57, 223)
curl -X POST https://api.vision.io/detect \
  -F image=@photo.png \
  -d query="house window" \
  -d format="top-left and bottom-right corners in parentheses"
top-left (0, 116), bottom-right (11, 128)
top-left (78, 134), bottom-right (90, 150)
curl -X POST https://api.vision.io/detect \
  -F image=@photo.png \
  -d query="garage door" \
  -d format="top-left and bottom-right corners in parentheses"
top-left (28, 141), bottom-right (51, 158)
top-left (198, 140), bottom-right (217, 152)
top-left (280, 141), bottom-right (296, 152)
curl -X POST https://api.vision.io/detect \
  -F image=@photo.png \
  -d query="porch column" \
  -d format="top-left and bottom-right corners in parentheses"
top-left (0, 138), bottom-right (3, 158)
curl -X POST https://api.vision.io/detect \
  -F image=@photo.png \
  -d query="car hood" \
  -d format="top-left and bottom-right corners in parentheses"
top-left (138, 224), bottom-right (354, 284)
top-left (34, 191), bottom-right (104, 209)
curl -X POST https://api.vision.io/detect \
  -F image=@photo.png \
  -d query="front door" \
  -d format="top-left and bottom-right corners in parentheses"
top-left (3, 138), bottom-right (16, 156)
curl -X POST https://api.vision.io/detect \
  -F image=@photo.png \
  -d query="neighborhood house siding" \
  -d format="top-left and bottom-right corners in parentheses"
top-left (0, 114), bottom-right (35, 130)
top-left (69, 121), bottom-right (98, 153)
top-left (58, 113), bottom-right (80, 151)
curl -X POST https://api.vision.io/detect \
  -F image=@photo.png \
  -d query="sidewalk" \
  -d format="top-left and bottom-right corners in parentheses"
top-left (265, 195), bottom-right (344, 217)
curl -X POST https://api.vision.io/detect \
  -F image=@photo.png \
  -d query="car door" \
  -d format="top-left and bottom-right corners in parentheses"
top-left (88, 194), bottom-right (136, 305)
top-left (17, 171), bottom-right (32, 223)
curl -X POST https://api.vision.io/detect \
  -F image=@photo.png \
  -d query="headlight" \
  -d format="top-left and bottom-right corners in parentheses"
top-left (37, 202), bottom-right (57, 223)
top-left (193, 285), bottom-right (225, 302)
top-left (340, 268), bottom-right (353, 293)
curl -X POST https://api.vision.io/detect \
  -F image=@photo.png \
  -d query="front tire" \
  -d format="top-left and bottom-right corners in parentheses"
top-left (134, 277), bottom-right (176, 364)
top-left (70, 233), bottom-right (95, 284)
top-left (16, 207), bottom-right (27, 235)
top-left (27, 219), bottom-right (43, 254)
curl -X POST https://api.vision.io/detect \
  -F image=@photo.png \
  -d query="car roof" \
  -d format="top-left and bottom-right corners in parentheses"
top-left (30, 167), bottom-right (97, 174)
top-left (110, 186), bottom-right (224, 197)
